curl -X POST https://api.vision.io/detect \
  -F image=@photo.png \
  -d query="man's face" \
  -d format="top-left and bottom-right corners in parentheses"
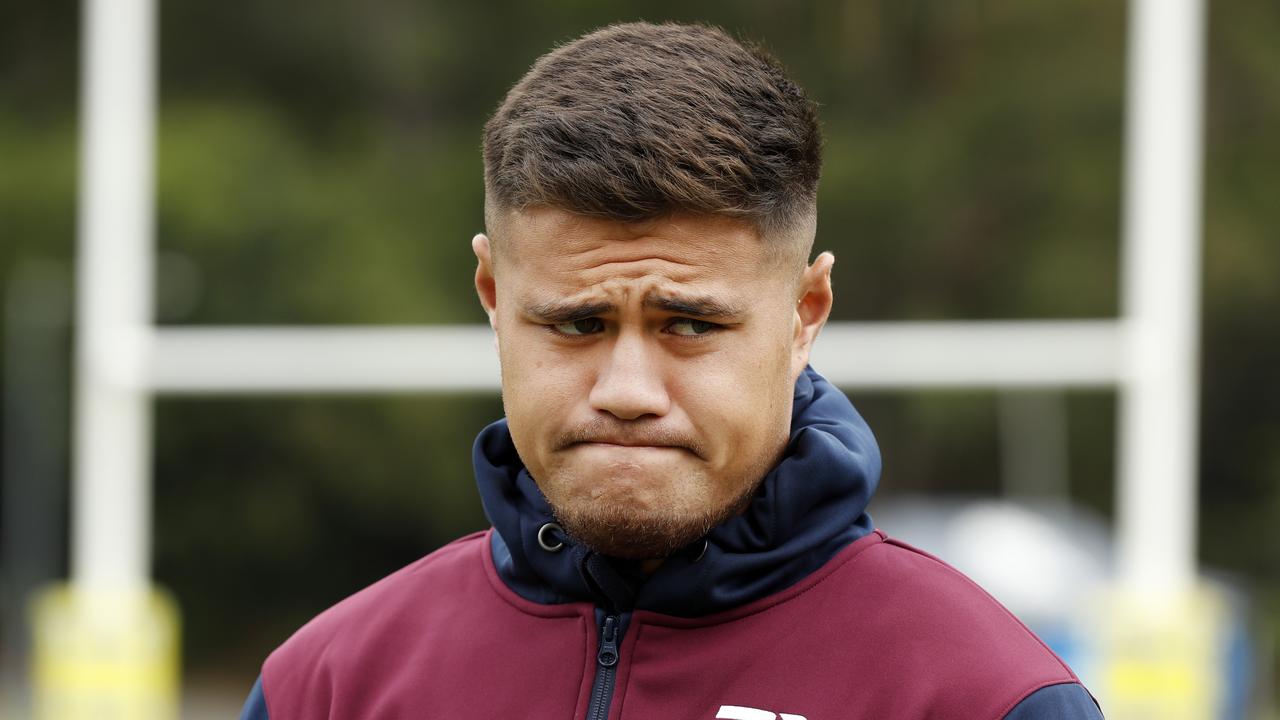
top-left (474, 207), bottom-right (833, 559)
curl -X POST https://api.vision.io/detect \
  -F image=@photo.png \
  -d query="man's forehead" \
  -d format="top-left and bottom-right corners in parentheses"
top-left (519, 283), bottom-right (749, 321)
top-left (495, 207), bottom-right (765, 262)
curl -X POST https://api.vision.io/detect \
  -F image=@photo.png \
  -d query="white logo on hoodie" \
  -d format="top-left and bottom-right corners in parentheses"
top-left (716, 705), bottom-right (808, 720)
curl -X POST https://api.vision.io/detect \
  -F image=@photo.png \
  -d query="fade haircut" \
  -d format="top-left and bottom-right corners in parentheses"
top-left (482, 21), bottom-right (822, 264)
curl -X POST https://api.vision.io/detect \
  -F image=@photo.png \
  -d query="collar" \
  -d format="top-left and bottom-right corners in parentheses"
top-left (473, 365), bottom-right (881, 616)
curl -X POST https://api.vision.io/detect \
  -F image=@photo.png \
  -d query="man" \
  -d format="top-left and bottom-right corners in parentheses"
top-left (242, 22), bottom-right (1102, 719)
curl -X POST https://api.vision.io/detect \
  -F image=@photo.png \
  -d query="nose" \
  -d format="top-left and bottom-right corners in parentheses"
top-left (588, 329), bottom-right (671, 420)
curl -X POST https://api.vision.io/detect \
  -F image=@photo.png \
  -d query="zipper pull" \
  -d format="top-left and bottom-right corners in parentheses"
top-left (597, 615), bottom-right (619, 667)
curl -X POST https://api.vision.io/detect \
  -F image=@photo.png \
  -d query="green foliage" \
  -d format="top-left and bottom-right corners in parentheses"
top-left (0, 115), bottom-right (77, 268)
top-left (156, 101), bottom-right (487, 324)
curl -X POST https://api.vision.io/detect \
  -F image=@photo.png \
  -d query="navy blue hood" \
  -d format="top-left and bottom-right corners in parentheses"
top-left (473, 365), bottom-right (881, 616)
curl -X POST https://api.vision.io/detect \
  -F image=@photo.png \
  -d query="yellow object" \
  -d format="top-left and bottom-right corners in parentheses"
top-left (31, 583), bottom-right (180, 720)
top-left (1092, 582), bottom-right (1228, 720)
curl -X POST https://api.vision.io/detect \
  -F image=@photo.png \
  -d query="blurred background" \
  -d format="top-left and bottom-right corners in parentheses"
top-left (1, 0), bottom-right (1277, 717)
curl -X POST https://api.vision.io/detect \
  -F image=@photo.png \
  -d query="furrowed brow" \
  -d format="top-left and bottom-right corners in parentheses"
top-left (644, 294), bottom-right (743, 319)
top-left (524, 299), bottom-right (615, 324)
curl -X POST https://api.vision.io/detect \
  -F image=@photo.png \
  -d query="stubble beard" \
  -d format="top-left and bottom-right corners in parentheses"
top-left (537, 461), bottom-right (769, 560)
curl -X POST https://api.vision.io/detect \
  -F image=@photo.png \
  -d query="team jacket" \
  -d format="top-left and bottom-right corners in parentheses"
top-left (242, 367), bottom-right (1103, 719)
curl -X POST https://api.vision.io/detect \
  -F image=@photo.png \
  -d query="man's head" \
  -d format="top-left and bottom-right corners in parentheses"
top-left (474, 22), bottom-right (834, 560)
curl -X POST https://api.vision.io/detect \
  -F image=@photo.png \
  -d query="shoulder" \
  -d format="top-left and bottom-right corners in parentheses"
top-left (851, 533), bottom-right (1075, 663)
top-left (259, 531), bottom-right (492, 712)
top-left (837, 532), bottom-right (1087, 714)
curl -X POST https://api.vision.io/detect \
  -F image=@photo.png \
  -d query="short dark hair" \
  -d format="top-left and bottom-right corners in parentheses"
top-left (482, 21), bottom-right (822, 251)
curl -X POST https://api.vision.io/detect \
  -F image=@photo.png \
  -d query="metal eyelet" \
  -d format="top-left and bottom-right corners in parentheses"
top-left (537, 522), bottom-right (565, 553)
top-left (689, 538), bottom-right (709, 563)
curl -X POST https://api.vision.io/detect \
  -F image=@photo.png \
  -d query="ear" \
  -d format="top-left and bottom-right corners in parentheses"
top-left (473, 233), bottom-right (498, 328)
top-left (790, 251), bottom-right (834, 379)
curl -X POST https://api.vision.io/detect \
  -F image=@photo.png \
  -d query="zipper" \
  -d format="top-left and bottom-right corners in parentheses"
top-left (585, 613), bottom-right (621, 720)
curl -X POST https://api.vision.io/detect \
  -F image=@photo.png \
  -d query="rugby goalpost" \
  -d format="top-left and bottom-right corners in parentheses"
top-left (45, 0), bottom-right (1208, 716)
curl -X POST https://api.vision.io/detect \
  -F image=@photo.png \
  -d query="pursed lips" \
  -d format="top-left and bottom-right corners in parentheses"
top-left (568, 439), bottom-right (700, 458)
top-left (576, 440), bottom-right (683, 450)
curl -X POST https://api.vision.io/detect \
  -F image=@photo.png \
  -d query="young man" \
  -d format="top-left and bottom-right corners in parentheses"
top-left (242, 22), bottom-right (1102, 719)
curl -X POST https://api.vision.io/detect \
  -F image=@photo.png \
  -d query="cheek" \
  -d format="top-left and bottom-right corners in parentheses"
top-left (678, 344), bottom-right (793, 456)
top-left (498, 327), bottom-right (585, 441)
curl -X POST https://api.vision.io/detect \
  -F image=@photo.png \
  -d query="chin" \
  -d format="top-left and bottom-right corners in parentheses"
top-left (540, 471), bottom-right (749, 560)
top-left (560, 455), bottom-right (693, 502)
top-left (588, 470), bottom-right (676, 506)
top-left (555, 504), bottom-right (714, 560)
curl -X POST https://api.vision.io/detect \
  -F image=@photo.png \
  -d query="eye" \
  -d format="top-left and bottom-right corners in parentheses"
top-left (667, 318), bottom-right (719, 336)
top-left (553, 318), bottom-right (605, 336)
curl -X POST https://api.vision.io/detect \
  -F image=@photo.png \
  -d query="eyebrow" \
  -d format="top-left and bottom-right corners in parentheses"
top-left (643, 294), bottom-right (743, 318)
top-left (523, 294), bottom-right (744, 323)
top-left (524, 300), bottom-right (614, 324)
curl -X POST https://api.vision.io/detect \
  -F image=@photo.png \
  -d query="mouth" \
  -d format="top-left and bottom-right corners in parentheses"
top-left (568, 440), bottom-right (700, 459)
top-left (583, 438), bottom-right (680, 443)
top-left (575, 440), bottom-right (684, 450)
top-left (556, 425), bottom-right (706, 460)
